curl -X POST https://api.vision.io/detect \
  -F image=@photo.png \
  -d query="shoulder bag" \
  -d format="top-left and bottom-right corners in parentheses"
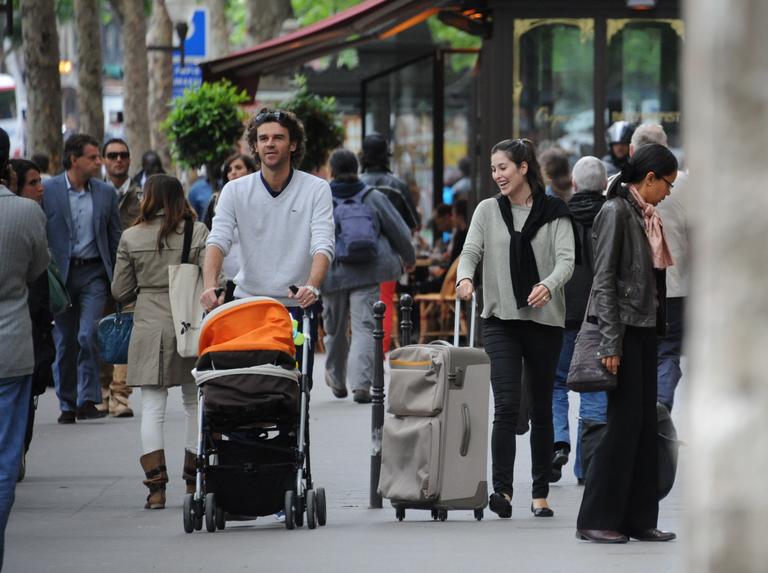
top-left (566, 291), bottom-right (617, 393)
top-left (47, 255), bottom-right (71, 315)
top-left (168, 218), bottom-right (205, 357)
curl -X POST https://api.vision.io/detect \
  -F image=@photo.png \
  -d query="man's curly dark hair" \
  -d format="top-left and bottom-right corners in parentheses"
top-left (245, 108), bottom-right (306, 169)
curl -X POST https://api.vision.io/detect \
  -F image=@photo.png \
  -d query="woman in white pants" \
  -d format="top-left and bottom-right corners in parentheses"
top-left (112, 174), bottom-right (209, 509)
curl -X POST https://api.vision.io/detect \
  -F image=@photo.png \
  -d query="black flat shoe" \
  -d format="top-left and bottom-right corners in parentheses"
top-left (628, 528), bottom-right (676, 542)
top-left (531, 503), bottom-right (554, 517)
top-left (57, 411), bottom-right (76, 424)
top-left (488, 493), bottom-right (512, 518)
top-left (76, 401), bottom-right (108, 420)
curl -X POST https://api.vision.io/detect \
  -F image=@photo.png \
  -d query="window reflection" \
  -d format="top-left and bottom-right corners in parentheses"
top-left (514, 19), bottom-right (595, 159)
top-left (606, 19), bottom-right (684, 153)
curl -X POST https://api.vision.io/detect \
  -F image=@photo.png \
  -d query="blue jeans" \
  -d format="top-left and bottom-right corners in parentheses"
top-left (552, 327), bottom-right (607, 479)
top-left (53, 262), bottom-right (109, 411)
top-left (657, 297), bottom-right (685, 410)
top-left (0, 374), bottom-right (32, 569)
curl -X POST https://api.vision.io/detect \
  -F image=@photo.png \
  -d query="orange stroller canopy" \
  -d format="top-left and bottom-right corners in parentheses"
top-left (198, 297), bottom-right (296, 358)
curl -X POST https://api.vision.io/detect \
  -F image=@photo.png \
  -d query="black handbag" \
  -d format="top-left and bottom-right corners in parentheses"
top-left (566, 320), bottom-right (617, 393)
top-left (97, 308), bottom-right (133, 364)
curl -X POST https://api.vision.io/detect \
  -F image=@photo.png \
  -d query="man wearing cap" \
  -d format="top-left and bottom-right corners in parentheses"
top-left (0, 126), bottom-right (50, 567)
top-left (359, 133), bottom-right (420, 228)
top-left (44, 134), bottom-right (122, 423)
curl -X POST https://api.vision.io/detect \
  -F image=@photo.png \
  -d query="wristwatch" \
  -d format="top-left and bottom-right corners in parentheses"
top-left (305, 285), bottom-right (321, 298)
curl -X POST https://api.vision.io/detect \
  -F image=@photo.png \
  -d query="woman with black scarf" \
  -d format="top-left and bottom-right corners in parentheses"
top-left (457, 139), bottom-right (575, 518)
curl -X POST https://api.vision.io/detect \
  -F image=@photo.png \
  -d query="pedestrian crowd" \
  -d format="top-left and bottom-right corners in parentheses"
top-left (0, 106), bottom-right (687, 565)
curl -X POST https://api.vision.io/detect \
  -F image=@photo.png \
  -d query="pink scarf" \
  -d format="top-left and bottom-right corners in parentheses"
top-left (628, 185), bottom-right (674, 269)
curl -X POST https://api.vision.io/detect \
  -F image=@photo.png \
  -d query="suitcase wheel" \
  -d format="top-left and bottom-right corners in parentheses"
top-left (395, 507), bottom-right (405, 521)
top-left (474, 508), bottom-right (484, 521)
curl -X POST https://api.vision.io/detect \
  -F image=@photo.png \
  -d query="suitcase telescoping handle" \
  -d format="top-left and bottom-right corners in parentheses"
top-left (453, 292), bottom-right (477, 348)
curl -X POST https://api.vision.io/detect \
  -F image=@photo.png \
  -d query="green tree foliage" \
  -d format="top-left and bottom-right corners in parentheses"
top-left (162, 80), bottom-right (249, 185)
top-left (280, 75), bottom-right (344, 173)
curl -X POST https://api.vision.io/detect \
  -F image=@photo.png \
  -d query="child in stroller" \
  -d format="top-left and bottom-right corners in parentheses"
top-left (183, 296), bottom-right (326, 532)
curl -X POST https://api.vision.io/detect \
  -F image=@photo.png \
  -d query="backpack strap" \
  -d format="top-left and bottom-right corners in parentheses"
top-left (181, 217), bottom-right (193, 264)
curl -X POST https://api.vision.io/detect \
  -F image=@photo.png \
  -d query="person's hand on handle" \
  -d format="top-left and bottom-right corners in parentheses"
top-left (288, 285), bottom-right (319, 309)
top-left (201, 287), bottom-right (224, 312)
top-left (602, 355), bottom-right (621, 376)
top-left (456, 278), bottom-right (474, 301)
top-left (527, 284), bottom-right (551, 308)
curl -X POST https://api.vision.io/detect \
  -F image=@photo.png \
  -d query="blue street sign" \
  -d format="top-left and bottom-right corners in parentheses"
top-left (172, 9), bottom-right (206, 99)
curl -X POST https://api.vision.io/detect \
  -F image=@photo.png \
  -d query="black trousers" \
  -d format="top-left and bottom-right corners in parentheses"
top-left (483, 318), bottom-right (563, 499)
top-left (577, 326), bottom-right (659, 532)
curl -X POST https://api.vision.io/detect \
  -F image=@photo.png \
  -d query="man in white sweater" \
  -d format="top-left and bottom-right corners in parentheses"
top-left (201, 109), bottom-right (334, 399)
top-left (202, 109), bottom-right (335, 311)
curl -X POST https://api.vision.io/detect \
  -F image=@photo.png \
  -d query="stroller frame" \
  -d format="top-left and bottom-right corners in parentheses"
top-left (183, 305), bottom-right (327, 532)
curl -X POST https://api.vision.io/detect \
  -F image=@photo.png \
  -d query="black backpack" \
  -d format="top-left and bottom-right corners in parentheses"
top-left (371, 185), bottom-right (418, 230)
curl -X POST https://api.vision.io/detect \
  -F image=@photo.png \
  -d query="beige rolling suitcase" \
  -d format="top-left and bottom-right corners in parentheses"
top-left (379, 294), bottom-right (491, 521)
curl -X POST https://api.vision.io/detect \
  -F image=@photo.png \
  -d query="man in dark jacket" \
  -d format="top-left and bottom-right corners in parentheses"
top-left (359, 133), bottom-right (420, 229)
top-left (550, 156), bottom-right (609, 484)
top-left (323, 149), bottom-right (415, 403)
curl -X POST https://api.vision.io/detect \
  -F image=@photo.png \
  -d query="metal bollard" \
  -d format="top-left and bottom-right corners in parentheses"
top-left (399, 293), bottom-right (413, 347)
top-left (370, 300), bottom-right (387, 509)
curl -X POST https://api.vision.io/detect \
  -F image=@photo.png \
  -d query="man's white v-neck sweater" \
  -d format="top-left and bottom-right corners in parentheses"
top-left (206, 170), bottom-right (335, 299)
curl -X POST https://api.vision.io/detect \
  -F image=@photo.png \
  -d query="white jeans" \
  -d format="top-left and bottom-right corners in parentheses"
top-left (140, 384), bottom-right (198, 455)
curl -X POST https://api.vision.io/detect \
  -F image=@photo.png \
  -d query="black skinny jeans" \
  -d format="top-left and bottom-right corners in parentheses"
top-left (577, 326), bottom-right (659, 533)
top-left (483, 317), bottom-right (563, 500)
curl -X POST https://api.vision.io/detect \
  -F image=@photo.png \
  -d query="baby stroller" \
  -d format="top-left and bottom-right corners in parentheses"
top-left (183, 296), bottom-right (326, 532)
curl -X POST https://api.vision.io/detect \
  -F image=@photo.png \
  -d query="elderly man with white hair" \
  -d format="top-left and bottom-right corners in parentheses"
top-left (630, 124), bottom-right (688, 412)
top-left (549, 156), bottom-right (609, 485)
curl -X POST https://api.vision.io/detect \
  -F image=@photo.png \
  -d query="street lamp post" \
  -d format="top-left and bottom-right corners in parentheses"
top-left (146, 2), bottom-right (195, 67)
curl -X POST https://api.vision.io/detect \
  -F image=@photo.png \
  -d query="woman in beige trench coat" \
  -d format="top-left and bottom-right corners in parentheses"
top-left (111, 174), bottom-right (208, 510)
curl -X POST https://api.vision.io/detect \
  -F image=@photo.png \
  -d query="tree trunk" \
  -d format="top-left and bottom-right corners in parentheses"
top-left (22, 0), bottom-right (63, 170)
top-left (147, 0), bottom-right (173, 171)
top-left (245, 0), bottom-right (293, 45)
top-left (207, 0), bottom-right (230, 58)
top-left (74, 0), bottom-right (105, 142)
top-left (112, 0), bottom-right (150, 175)
top-left (684, 1), bottom-right (768, 572)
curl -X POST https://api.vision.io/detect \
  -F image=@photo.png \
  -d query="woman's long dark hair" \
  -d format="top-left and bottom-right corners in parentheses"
top-left (491, 138), bottom-right (546, 199)
top-left (606, 143), bottom-right (678, 198)
top-left (135, 174), bottom-right (196, 252)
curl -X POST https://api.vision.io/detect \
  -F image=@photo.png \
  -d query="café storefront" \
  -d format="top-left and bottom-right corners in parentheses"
top-left (201, 0), bottom-right (683, 204)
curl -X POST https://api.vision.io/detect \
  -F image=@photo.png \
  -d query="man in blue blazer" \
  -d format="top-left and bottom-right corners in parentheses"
top-left (43, 134), bottom-right (122, 423)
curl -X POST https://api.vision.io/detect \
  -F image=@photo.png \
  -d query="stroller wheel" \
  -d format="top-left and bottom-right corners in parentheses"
top-left (294, 494), bottom-right (304, 528)
top-left (205, 493), bottom-right (217, 533)
top-left (182, 494), bottom-right (194, 534)
top-left (315, 487), bottom-right (327, 526)
top-left (193, 497), bottom-right (204, 531)
top-left (306, 490), bottom-right (317, 530)
top-left (284, 490), bottom-right (295, 530)
top-left (215, 506), bottom-right (226, 530)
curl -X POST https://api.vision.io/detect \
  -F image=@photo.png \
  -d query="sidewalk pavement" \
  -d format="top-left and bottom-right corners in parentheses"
top-left (5, 353), bottom-right (684, 573)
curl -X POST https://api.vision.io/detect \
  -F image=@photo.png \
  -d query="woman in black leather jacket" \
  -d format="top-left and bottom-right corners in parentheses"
top-left (576, 144), bottom-right (678, 544)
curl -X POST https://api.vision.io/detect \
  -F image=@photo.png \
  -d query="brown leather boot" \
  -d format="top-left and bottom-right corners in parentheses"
top-left (140, 450), bottom-right (168, 509)
top-left (109, 366), bottom-right (133, 418)
top-left (182, 450), bottom-right (197, 495)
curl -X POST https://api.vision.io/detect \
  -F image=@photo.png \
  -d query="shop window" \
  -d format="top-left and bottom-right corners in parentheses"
top-left (606, 19), bottom-right (685, 155)
top-left (513, 19), bottom-right (595, 159)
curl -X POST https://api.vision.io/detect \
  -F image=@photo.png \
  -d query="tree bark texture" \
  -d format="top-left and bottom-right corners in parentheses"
top-left (245, 0), bottom-right (293, 45)
top-left (147, 0), bottom-right (173, 170)
top-left (21, 0), bottom-right (63, 170)
top-left (207, 0), bottom-right (230, 58)
top-left (113, 0), bottom-right (150, 175)
top-left (684, 1), bottom-right (768, 572)
top-left (75, 0), bottom-right (105, 142)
